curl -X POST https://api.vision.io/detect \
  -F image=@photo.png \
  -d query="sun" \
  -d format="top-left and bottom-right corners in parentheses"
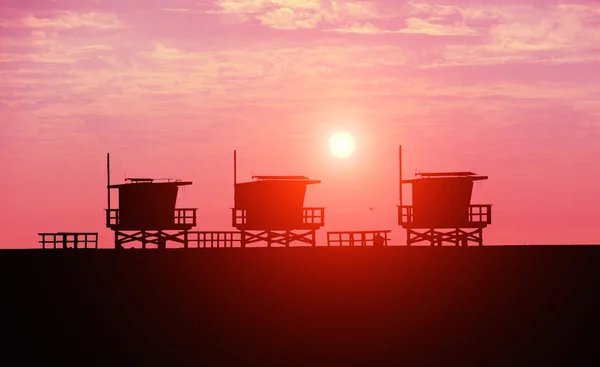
top-left (328, 131), bottom-right (355, 158)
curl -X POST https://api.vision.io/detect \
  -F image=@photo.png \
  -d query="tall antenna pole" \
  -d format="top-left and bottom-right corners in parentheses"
top-left (233, 150), bottom-right (237, 207)
top-left (107, 153), bottom-right (111, 211)
top-left (399, 145), bottom-right (402, 207)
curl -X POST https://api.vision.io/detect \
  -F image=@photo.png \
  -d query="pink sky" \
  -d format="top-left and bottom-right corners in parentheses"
top-left (1, 0), bottom-right (600, 248)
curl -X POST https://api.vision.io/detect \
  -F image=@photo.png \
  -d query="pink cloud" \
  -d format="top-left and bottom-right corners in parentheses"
top-left (211, 0), bottom-right (384, 31)
top-left (1, 11), bottom-right (125, 30)
top-left (398, 16), bottom-right (478, 36)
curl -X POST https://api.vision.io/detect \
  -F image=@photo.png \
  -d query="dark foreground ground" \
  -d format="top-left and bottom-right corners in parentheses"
top-left (1, 246), bottom-right (600, 366)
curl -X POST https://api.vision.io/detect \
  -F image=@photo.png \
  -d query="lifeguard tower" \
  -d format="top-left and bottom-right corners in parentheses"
top-left (231, 151), bottom-right (325, 247)
top-left (397, 146), bottom-right (492, 246)
top-left (105, 154), bottom-right (197, 249)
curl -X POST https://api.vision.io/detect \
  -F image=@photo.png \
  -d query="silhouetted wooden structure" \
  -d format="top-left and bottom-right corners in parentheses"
top-left (397, 146), bottom-right (492, 246)
top-left (105, 154), bottom-right (197, 249)
top-left (39, 232), bottom-right (98, 249)
top-left (232, 151), bottom-right (325, 247)
top-left (327, 230), bottom-right (391, 247)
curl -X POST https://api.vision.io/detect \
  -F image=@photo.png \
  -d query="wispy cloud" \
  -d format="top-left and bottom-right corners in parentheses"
top-left (0, 11), bottom-right (125, 30)
top-left (398, 17), bottom-right (478, 36)
top-left (328, 22), bottom-right (398, 35)
top-left (413, 2), bottom-right (600, 67)
top-left (211, 0), bottom-right (380, 30)
top-left (161, 8), bottom-right (192, 13)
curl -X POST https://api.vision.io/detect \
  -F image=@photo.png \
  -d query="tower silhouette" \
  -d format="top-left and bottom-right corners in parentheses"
top-left (231, 150), bottom-right (325, 247)
top-left (105, 153), bottom-right (197, 249)
top-left (397, 146), bottom-right (492, 246)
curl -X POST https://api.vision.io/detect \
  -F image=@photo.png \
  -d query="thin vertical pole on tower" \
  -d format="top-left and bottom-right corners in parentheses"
top-left (107, 153), bottom-right (111, 211)
top-left (399, 145), bottom-right (403, 207)
top-left (233, 150), bottom-right (237, 209)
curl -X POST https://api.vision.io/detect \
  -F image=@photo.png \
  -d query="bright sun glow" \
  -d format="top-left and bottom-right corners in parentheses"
top-left (328, 131), bottom-right (355, 158)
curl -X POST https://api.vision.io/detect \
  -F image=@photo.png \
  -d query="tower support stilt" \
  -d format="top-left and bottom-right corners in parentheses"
top-left (406, 228), bottom-right (483, 247)
top-left (239, 229), bottom-right (316, 247)
top-left (113, 230), bottom-right (190, 249)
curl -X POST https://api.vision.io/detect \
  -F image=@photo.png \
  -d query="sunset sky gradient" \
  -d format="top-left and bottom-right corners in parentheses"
top-left (2, 0), bottom-right (600, 247)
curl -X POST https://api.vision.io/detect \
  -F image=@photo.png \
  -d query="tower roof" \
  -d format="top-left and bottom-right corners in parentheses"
top-left (403, 171), bottom-right (487, 183)
top-left (109, 178), bottom-right (192, 188)
top-left (245, 175), bottom-right (321, 185)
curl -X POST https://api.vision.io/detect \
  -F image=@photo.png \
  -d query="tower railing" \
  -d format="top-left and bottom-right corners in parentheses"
top-left (106, 208), bottom-right (197, 227)
top-left (174, 208), bottom-right (197, 225)
top-left (231, 207), bottom-right (325, 227)
top-left (303, 207), bottom-right (325, 225)
top-left (398, 204), bottom-right (492, 226)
